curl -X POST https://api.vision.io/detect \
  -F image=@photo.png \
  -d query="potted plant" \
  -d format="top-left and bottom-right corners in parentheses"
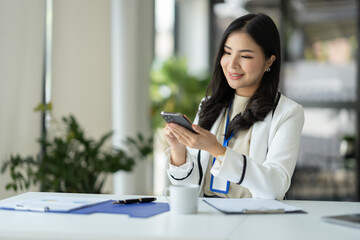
top-left (1, 103), bottom-right (153, 194)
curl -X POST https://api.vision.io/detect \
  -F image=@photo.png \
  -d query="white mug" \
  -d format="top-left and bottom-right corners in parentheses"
top-left (163, 184), bottom-right (199, 214)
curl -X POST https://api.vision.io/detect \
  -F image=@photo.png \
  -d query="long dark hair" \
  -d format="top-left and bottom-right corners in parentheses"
top-left (198, 13), bottom-right (281, 138)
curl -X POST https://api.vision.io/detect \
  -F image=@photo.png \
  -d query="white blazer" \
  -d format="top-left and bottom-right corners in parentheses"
top-left (165, 94), bottom-right (305, 200)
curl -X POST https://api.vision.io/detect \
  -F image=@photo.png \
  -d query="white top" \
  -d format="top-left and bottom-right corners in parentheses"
top-left (203, 94), bottom-right (252, 198)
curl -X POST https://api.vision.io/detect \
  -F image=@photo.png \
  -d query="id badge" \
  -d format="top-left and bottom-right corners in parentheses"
top-left (209, 157), bottom-right (230, 194)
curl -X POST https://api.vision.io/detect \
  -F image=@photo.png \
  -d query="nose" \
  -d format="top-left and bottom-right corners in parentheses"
top-left (229, 55), bottom-right (239, 69)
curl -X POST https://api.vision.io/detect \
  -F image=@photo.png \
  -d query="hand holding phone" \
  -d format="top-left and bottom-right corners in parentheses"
top-left (161, 111), bottom-right (197, 134)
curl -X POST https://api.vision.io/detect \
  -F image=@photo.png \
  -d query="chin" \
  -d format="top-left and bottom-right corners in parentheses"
top-left (228, 83), bottom-right (244, 90)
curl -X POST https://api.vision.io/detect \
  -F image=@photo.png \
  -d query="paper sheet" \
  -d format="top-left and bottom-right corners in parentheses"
top-left (204, 198), bottom-right (303, 214)
top-left (0, 195), bottom-right (108, 212)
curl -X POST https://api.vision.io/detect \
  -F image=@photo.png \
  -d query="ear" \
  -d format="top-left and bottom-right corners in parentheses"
top-left (265, 55), bottom-right (276, 69)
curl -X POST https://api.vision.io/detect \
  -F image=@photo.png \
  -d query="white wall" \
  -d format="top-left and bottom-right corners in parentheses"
top-left (0, 0), bottom-right (44, 199)
top-left (51, 0), bottom-right (113, 193)
top-left (52, 0), bottom-right (112, 141)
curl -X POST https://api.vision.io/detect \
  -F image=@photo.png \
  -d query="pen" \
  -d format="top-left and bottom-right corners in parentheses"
top-left (15, 204), bottom-right (50, 212)
top-left (112, 197), bottom-right (156, 205)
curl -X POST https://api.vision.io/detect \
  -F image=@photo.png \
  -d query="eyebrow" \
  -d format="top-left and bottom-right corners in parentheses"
top-left (224, 45), bottom-right (254, 53)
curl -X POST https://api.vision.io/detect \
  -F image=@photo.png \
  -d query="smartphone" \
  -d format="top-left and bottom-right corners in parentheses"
top-left (161, 111), bottom-right (197, 134)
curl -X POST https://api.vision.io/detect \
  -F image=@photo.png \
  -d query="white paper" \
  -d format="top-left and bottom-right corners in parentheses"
top-left (204, 198), bottom-right (302, 213)
top-left (0, 195), bottom-right (109, 212)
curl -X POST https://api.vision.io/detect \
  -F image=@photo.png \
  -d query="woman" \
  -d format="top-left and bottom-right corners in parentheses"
top-left (163, 13), bottom-right (304, 200)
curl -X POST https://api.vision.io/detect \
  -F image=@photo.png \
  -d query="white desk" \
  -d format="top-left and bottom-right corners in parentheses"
top-left (0, 192), bottom-right (359, 240)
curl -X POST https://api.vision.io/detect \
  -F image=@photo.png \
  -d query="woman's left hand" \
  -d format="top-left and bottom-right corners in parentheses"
top-left (167, 123), bottom-right (225, 157)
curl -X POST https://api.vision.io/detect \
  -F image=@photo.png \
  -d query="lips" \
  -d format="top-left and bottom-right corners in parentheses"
top-left (228, 72), bottom-right (244, 80)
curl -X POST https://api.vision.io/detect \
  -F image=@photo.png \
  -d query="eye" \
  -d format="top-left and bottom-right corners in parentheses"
top-left (241, 56), bottom-right (253, 59)
top-left (223, 51), bottom-right (231, 55)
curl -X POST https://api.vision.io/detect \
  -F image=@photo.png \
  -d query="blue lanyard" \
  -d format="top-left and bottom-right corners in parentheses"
top-left (210, 101), bottom-right (233, 194)
top-left (223, 102), bottom-right (234, 147)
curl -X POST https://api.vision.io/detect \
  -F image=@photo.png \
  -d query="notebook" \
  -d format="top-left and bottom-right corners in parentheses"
top-left (322, 213), bottom-right (360, 229)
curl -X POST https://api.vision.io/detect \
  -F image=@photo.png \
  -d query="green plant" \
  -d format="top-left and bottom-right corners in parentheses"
top-left (1, 103), bottom-right (153, 193)
top-left (150, 57), bottom-right (210, 129)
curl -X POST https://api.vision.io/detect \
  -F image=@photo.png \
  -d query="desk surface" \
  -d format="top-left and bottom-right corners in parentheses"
top-left (0, 192), bottom-right (359, 240)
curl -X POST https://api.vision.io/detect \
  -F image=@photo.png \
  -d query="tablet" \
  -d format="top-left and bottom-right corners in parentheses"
top-left (322, 213), bottom-right (360, 229)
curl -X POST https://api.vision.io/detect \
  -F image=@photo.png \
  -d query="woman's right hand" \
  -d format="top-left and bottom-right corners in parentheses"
top-left (164, 123), bottom-right (186, 166)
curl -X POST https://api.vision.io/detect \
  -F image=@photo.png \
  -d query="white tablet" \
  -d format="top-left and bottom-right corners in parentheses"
top-left (322, 213), bottom-right (360, 229)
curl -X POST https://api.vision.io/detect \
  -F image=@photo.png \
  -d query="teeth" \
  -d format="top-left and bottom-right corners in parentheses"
top-left (230, 73), bottom-right (240, 76)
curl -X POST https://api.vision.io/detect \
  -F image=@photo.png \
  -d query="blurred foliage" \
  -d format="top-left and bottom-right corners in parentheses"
top-left (1, 103), bottom-right (153, 194)
top-left (150, 57), bottom-right (210, 129)
top-left (341, 134), bottom-right (356, 170)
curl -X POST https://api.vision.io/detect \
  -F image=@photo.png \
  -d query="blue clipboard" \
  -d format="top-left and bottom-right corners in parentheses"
top-left (69, 200), bottom-right (169, 218)
top-left (0, 200), bottom-right (169, 218)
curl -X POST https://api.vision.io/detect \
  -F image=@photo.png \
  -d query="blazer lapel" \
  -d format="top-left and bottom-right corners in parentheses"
top-left (198, 109), bottom-right (225, 187)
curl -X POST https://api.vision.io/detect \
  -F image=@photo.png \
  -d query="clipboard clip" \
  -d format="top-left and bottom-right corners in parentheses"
top-left (243, 208), bottom-right (285, 214)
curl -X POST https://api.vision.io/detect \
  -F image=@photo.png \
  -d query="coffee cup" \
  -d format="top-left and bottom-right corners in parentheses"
top-left (163, 184), bottom-right (199, 214)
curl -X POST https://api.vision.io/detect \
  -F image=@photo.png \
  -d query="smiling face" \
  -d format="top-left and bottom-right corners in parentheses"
top-left (220, 31), bottom-right (275, 97)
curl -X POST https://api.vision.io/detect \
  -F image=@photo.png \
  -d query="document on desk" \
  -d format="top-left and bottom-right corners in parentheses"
top-left (0, 195), bottom-right (109, 212)
top-left (204, 198), bottom-right (304, 214)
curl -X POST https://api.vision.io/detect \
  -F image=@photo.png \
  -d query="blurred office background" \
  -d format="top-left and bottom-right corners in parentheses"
top-left (0, 0), bottom-right (359, 201)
